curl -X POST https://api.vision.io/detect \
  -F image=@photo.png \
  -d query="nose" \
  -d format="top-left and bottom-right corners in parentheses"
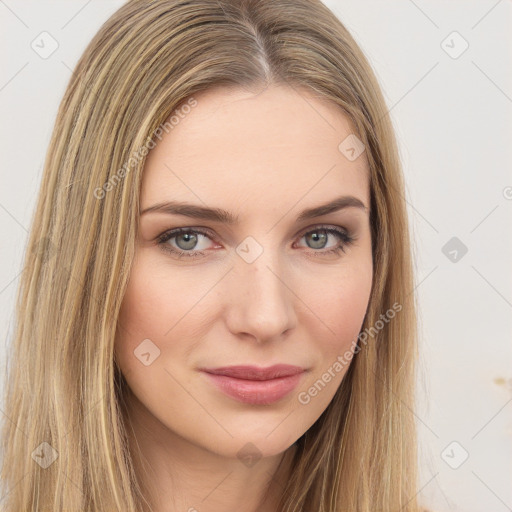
top-left (223, 249), bottom-right (297, 343)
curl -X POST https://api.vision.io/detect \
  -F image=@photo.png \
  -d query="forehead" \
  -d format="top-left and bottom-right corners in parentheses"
top-left (141, 84), bottom-right (369, 216)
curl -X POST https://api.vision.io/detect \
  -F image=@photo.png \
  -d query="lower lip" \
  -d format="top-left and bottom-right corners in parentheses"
top-left (202, 372), bottom-right (304, 405)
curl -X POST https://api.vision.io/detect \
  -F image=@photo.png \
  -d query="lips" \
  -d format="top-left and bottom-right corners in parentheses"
top-left (203, 364), bottom-right (304, 380)
top-left (200, 364), bottom-right (306, 405)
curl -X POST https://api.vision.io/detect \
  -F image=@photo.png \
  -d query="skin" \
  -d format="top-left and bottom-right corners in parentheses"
top-left (114, 83), bottom-right (373, 512)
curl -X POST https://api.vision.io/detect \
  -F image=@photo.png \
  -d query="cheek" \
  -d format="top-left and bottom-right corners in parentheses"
top-left (333, 275), bottom-right (372, 344)
top-left (117, 271), bottom-right (164, 345)
top-left (115, 257), bottom-right (181, 374)
top-left (117, 253), bottom-right (202, 341)
top-left (293, 260), bottom-right (372, 410)
top-left (114, 253), bottom-right (220, 383)
top-left (301, 256), bottom-right (373, 353)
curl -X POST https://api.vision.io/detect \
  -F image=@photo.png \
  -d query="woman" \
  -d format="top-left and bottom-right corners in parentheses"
top-left (0, 0), bottom-right (428, 510)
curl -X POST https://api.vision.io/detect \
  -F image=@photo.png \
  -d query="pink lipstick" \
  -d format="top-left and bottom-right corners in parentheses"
top-left (200, 364), bottom-right (305, 405)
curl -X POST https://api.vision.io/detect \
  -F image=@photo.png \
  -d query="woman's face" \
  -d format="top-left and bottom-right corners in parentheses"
top-left (115, 84), bottom-right (373, 461)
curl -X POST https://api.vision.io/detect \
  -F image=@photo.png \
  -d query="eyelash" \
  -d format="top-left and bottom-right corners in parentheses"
top-left (156, 225), bottom-right (355, 260)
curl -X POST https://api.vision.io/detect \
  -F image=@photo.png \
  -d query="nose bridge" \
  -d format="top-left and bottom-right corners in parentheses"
top-left (226, 238), bottom-right (297, 341)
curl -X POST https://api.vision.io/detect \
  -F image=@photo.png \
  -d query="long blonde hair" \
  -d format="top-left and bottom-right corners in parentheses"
top-left (0, 1), bottom-right (423, 510)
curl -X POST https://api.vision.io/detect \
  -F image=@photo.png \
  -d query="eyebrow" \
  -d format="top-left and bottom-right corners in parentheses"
top-left (140, 195), bottom-right (368, 223)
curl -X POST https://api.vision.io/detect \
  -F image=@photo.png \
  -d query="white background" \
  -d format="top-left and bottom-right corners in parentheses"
top-left (0, 1), bottom-right (511, 511)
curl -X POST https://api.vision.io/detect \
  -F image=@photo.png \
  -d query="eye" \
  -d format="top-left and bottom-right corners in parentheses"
top-left (156, 227), bottom-right (218, 259)
top-left (294, 225), bottom-right (355, 257)
top-left (156, 225), bottom-right (355, 259)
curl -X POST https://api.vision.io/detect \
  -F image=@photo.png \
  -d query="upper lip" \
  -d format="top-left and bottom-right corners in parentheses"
top-left (200, 364), bottom-right (305, 381)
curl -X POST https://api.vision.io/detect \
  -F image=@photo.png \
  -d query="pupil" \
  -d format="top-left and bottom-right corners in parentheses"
top-left (177, 233), bottom-right (197, 250)
top-left (308, 231), bottom-right (326, 249)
